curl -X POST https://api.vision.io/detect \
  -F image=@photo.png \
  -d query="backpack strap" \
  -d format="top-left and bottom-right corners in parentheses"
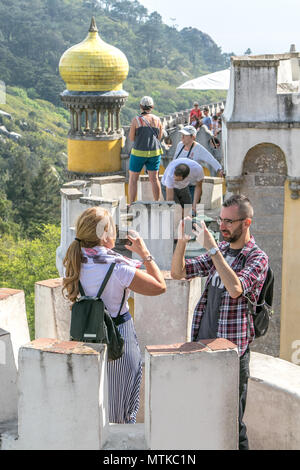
top-left (117, 290), bottom-right (126, 316)
top-left (139, 114), bottom-right (161, 144)
top-left (96, 263), bottom-right (116, 299)
top-left (78, 280), bottom-right (86, 297)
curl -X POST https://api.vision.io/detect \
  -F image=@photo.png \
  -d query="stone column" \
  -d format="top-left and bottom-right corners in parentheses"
top-left (84, 108), bottom-right (89, 132)
top-left (70, 108), bottom-right (75, 133)
top-left (116, 107), bottom-right (121, 132)
top-left (109, 109), bottom-right (114, 134)
top-left (88, 108), bottom-right (94, 133)
top-left (145, 339), bottom-right (239, 450)
top-left (101, 108), bottom-right (106, 134)
top-left (75, 109), bottom-right (81, 133)
top-left (15, 339), bottom-right (109, 450)
top-left (95, 109), bottom-right (101, 134)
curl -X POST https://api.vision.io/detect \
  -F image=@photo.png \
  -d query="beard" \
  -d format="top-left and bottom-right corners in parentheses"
top-left (221, 223), bottom-right (244, 243)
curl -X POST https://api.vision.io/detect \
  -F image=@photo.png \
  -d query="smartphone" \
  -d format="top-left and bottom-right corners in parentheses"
top-left (127, 230), bottom-right (139, 246)
top-left (184, 218), bottom-right (197, 238)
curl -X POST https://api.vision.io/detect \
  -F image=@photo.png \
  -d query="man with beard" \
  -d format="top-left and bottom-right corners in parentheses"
top-left (171, 194), bottom-right (268, 450)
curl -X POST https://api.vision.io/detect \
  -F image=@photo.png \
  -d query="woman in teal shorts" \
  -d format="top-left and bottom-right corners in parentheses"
top-left (128, 96), bottom-right (163, 204)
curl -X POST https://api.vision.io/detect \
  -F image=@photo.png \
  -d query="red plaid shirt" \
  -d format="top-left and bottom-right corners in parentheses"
top-left (185, 236), bottom-right (268, 356)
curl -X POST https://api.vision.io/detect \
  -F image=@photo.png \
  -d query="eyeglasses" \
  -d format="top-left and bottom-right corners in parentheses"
top-left (217, 217), bottom-right (246, 227)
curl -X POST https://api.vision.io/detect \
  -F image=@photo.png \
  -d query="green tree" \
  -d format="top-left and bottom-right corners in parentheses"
top-left (0, 224), bottom-right (61, 338)
top-left (27, 162), bottom-right (61, 238)
top-left (137, 12), bottom-right (164, 67)
top-left (5, 149), bottom-right (35, 233)
top-left (0, 191), bottom-right (20, 238)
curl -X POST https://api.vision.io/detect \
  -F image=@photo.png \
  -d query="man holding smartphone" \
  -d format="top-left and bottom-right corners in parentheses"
top-left (171, 195), bottom-right (269, 450)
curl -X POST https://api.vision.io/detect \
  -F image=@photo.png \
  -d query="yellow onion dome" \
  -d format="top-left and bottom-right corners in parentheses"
top-left (59, 17), bottom-right (129, 92)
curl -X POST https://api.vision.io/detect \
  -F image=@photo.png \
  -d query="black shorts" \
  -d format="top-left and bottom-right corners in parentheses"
top-left (161, 184), bottom-right (192, 208)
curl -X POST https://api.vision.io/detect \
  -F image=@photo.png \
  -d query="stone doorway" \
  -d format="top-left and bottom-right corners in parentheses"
top-left (241, 143), bottom-right (287, 356)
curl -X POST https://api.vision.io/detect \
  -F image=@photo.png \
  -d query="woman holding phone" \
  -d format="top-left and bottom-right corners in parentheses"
top-left (63, 206), bottom-right (166, 424)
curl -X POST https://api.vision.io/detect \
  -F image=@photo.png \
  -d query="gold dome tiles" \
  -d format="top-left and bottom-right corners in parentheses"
top-left (59, 20), bottom-right (129, 92)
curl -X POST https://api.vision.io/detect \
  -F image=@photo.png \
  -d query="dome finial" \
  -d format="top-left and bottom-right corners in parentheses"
top-left (89, 17), bottom-right (98, 33)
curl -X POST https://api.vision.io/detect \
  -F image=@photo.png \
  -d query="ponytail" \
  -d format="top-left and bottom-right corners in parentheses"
top-left (62, 206), bottom-right (116, 304)
top-left (62, 240), bottom-right (82, 304)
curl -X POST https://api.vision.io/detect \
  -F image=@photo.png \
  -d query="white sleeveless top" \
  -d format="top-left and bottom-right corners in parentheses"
top-left (79, 246), bottom-right (136, 317)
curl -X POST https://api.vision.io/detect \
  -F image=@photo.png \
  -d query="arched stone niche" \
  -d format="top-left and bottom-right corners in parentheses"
top-left (241, 143), bottom-right (287, 357)
top-left (243, 143), bottom-right (287, 187)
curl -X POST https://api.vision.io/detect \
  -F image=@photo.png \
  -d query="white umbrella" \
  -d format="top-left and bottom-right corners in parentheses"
top-left (177, 68), bottom-right (230, 90)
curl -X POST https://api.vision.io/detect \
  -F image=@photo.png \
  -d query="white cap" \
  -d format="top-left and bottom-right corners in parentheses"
top-left (179, 125), bottom-right (197, 136)
top-left (140, 96), bottom-right (154, 107)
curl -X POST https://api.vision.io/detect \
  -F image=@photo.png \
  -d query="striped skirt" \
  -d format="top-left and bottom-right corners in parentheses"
top-left (107, 317), bottom-right (142, 424)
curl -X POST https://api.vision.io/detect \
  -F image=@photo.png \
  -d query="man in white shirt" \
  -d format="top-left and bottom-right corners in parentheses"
top-left (161, 157), bottom-right (204, 215)
top-left (174, 125), bottom-right (223, 177)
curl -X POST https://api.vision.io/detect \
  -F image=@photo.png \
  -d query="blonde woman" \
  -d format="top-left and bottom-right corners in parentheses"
top-left (63, 207), bottom-right (166, 424)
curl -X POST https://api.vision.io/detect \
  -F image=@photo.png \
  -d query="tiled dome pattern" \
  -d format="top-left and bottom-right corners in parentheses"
top-left (59, 23), bottom-right (129, 92)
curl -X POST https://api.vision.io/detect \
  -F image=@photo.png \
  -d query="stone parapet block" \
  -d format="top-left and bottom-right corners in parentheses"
top-left (90, 175), bottom-right (126, 200)
top-left (145, 339), bottom-right (239, 450)
top-left (137, 175), bottom-right (163, 201)
top-left (90, 175), bottom-right (126, 185)
top-left (202, 177), bottom-right (224, 210)
top-left (244, 352), bottom-right (300, 450)
top-left (0, 329), bottom-right (18, 424)
top-left (60, 187), bottom-right (83, 200)
top-left (0, 289), bottom-right (30, 367)
top-left (35, 278), bottom-right (71, 341)
top-left (79, 195), bottom-right (119, 207)
top-left (134, 272), bottom-right (203, 362)
top-left (11, 338), bottom-right (108, 450)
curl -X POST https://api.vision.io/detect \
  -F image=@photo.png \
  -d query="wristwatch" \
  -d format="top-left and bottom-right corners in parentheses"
top-left (142, 254), bottom-right (155, 264)
top-left (208, 247), bottom-right (220, 257)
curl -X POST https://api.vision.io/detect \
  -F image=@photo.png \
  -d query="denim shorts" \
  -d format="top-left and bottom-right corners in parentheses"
top-left (129, 154), bottom-right (161, 173)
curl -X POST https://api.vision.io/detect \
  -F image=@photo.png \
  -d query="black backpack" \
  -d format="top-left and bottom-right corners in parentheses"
top-left (243, 249), bottom-right (274, 338)
top-left (70, 263), bottom-right (125, 361)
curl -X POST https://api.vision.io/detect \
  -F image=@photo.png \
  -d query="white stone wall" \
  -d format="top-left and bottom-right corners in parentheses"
top-left (245, 352), bottom-right (300, 450)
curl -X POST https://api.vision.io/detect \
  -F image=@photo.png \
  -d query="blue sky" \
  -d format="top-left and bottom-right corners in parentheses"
top-left (139, 0), bottom-right (300, 56)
